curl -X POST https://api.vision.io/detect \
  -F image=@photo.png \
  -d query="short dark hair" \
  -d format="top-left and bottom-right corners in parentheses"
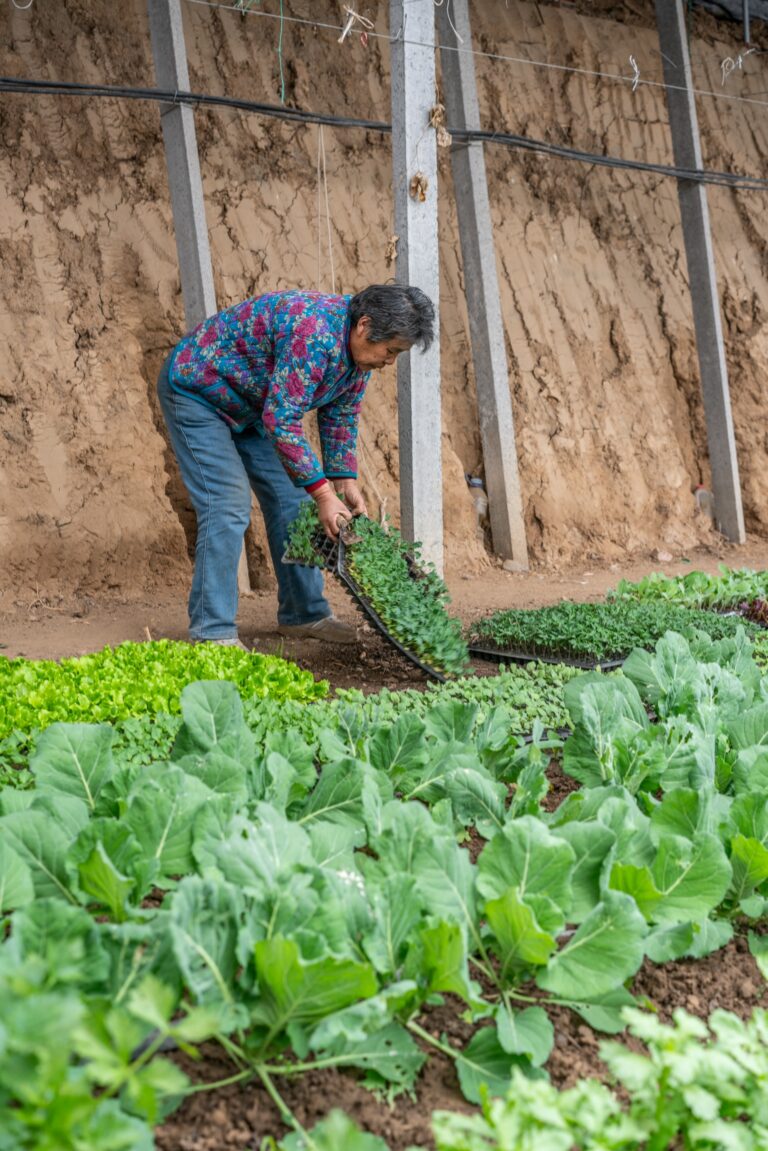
top-left (349, 284), bottom-right (435, 351)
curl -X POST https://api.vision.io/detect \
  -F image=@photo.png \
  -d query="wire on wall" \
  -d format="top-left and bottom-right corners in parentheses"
top-left (1, 74), bottom-right (767, 193)
top-left (181, 0), bottom-right (768, 115)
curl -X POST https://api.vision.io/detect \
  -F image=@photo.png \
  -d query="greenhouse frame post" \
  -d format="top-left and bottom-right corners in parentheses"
top-left (148, 0), bottom-right (252, 592)
top-left (147, 0), bottom-right (217, 328)
top-left (390, 0), bottom-right (444, 572)
top-left (655, 0), bottom-right (745, 542)
top-left (437, 0), bottom-right (528, 567)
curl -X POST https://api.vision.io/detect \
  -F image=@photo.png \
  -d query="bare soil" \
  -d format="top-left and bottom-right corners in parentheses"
top-left (152, 833), bottom-right (767, 1151)
top-left (4, 539), bottom-right (768, 667)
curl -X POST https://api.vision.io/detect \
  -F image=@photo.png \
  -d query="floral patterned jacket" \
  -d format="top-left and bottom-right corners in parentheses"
top-left (169, 291), bottom-right (370, 488)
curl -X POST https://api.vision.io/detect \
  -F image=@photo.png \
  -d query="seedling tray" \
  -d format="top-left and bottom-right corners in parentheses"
top-left (284, 525), bottom-right (447, 683)
top-left (468, 643), bottom-right (625, 672)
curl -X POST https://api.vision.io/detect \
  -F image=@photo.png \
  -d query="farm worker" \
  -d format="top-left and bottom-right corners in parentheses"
top-left (157, 284), bottom-right (435, 650)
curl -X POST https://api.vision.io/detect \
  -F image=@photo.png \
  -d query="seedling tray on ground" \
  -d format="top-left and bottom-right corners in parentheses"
top-left (284, 527), bottom-right (447, 682)
top-left (468, 642), bottom-right (625, 672)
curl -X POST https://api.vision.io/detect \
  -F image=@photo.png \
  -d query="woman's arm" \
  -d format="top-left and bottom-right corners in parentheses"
top-left (316, 375), bottom-right (366, 482)
top-left (262, 345), bottom-right (353, 538)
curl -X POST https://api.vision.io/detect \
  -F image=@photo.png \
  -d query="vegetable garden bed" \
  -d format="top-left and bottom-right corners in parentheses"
top-left (3, 625), bottom-right (768, 1149)
top-left (0, 639), bottom-right (327, 790)
top-left (468, 598), bottom-right (758, 665)
top-left (0, 657), bottom-right (581, 782)
top-left (611, 564), bottom-right (768, 624)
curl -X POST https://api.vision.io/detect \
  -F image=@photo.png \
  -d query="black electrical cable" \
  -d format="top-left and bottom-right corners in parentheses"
top-left (451, 126), bottom-right (768, 191)
top-left (0, 74), bottom-right (391, 132)
top-left (1, 73), bottom-right (767, 193)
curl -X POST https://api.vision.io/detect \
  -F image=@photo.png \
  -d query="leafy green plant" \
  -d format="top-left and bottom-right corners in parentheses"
top-left (470, 600), bottom-right (758, 661)
top-left (278, 1005), bottom-right (768, 1150)
top-left (610, 564), bottom-right (768, 614)
top-left (0, 950), bottom-right (224, 1151)
top-left (333, 662), bottom-right (580, 732)
top-left (432, 1007), bottom-right (768, 1151)
top-left (345, 518), bottom-right (469, 675)
top-left (285, 507), bottom-right (469, 676)
top-left (5, 631), bottom-right (768, 1148)
top-left (0, 662), bottom-right (583, 780)
top-left (274, 1110), bottom-right (392, 1150)
top-left (0, 640), bottom-right (327, 743)
top-left (283, 499), bottom-right (330, 567)
top-left (554, 628), bottom-right (768, 946)
top-left (754, 632), bottom-right (768, 670)
top-left (0, 728), bottom-right (33, 791)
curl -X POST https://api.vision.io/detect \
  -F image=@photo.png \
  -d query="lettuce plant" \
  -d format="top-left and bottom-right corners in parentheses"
top-left (0, 640), bottom-right (327, 742)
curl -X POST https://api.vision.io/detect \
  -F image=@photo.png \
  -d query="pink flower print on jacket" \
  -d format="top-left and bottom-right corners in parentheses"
top-left (285, 369), bottom-right (308, 401)
top-left (168, 291), bottom-right (370, 486)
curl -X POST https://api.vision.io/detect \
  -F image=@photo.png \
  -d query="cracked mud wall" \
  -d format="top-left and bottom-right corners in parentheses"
top-left (0, 0), bottom-right (766, 604)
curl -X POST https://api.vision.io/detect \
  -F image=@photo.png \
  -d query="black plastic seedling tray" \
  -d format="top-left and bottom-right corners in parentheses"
top-left (468, 643), bottom-right (625, 672)
top-left (283, 524), bottom-right (447, 682)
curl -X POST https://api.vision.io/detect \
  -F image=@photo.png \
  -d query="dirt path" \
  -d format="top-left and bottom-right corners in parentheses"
top-left (3, 539), bottom-right (768, 676)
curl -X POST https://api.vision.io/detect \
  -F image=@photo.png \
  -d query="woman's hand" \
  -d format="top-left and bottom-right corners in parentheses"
top-left (333, 479), bottom-right (368, 518)
top-left (312, 482), bottom-right (353, 539)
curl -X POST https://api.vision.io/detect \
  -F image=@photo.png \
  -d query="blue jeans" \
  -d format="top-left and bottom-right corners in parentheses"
top-left (157, 357), bottom-right (330, 640)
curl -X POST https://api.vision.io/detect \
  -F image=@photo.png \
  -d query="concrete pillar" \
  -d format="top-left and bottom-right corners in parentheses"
top-left (148, 0), bottom-right (253, 591)
top-left (147, 0), bottom-right (217, 328)
top-left (390, 0), bottom-right (444, 572)
top-left (655, 0), bottom-right (745, 542)
top-left (437, 0), bottom-right (528, 567)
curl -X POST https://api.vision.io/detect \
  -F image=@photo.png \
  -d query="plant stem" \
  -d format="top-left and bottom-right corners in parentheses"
top-left (469, 954), bottom-right (498, 985)
top-left (216, 1032), bottom-right (250, 1069)
top-left (260, 1051), bottom-right (364, 1075)
top-left (507, 989), bottom-right (580, 1009)
top-left (186, 1067), bottom-right (254, 1093)
top-left (102, 1031), bottom-right (167, 1102)
top-left (407, 1019), bottom-right (461, 1063)
top-left (501, 989), bottom-right (516, 1019)
top-left (257, 1064), bottom-right (318, 1151)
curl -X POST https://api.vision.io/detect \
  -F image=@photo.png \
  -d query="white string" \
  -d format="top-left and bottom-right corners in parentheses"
top-left (629, 54), bottom-right (640, 93)
top-left (337, 6), bottom-right (373, 45)
top-left (721, 47), bottom-right (756, 85)
top-left (321, 128), bottom-right (335, 293)
top-left (432, 0), bottom-right (464, 45)
top-left (182, 0), bottom-right (768, 114)
top-left (316, 123), bottom-right (322, 289)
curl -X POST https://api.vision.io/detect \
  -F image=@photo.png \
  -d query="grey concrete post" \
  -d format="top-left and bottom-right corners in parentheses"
top-left (148, 0), bottom-right (217, 329)
top-left (148, 0), bottom-right (252, 592)
top-left (655, 0), bottom-right (745, 542)
top-left (390, 0), bottom-right (444, 572)
top-left (437, 0), bottom-right (528, 567)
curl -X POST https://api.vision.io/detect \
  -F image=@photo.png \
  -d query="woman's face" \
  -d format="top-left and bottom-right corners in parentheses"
top-left (349, 316), bottom-right (412, 370)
